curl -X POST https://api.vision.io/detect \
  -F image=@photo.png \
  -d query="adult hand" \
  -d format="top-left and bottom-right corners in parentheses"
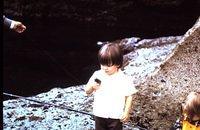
top-left (13, 21), bottom-right (26, 33)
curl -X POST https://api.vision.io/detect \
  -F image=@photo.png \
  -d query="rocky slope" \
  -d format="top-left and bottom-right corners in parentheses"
top-left (130, 17), bottom-right (200, 129)
top-left (3, 17), bottom-right (200, 130)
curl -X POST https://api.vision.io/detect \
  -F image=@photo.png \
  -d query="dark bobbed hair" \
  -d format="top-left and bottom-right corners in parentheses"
top-left (98, 43), bottom-right (123, 68)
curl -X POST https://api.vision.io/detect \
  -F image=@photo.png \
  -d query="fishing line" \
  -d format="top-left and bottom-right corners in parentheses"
top-left (3, 92), bottom-right (92, 116)
top-left (3, 92), bottom-right (147, 130)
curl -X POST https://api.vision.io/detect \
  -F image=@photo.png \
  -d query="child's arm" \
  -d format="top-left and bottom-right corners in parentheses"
top-left (120, 95), bottom-right (133, 122)
top-left (85, 82), bottom-right (100, 95)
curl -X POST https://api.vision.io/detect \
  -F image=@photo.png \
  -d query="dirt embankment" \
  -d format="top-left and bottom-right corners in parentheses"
top-left (130, 17), bottom-right (200, 129)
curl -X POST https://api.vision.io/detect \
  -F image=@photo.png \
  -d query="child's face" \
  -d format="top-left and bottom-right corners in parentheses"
top-left (100, 64), bottom-right (119, 75)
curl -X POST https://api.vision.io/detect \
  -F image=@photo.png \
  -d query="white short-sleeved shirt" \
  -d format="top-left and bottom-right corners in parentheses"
top-left (86, 69), bottom-right (138, 119)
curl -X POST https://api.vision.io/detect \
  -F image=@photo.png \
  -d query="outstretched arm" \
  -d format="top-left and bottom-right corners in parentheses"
top-left (3, 15), bottom-right (26, 33)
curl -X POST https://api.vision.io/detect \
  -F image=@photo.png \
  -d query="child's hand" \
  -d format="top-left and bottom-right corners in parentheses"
top-left (120, 112), bottom-right (130, 123)
top-left (92, 82), bottom-right (101, 92)
top-left (92, 78), bottom-right (101, 91)
top-left (85, 78), bottom-right (101, 95)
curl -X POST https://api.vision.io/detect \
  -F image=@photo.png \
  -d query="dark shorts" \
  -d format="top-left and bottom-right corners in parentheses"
top-left (95, 116), bottom-right (122, 130)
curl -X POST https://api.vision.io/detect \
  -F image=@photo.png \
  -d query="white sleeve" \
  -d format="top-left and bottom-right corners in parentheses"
top-left (125, 77), bottom-right (138, 96)
top-left (85, 71), bottom-right (98, 88)
top-left (10, 21), bottom-right (16, 29)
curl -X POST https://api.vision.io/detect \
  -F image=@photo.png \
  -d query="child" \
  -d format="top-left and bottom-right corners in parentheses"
top-left (85, 43), bottom-right (138, 130)
top-left (181, 91), bottom-right (200, 130)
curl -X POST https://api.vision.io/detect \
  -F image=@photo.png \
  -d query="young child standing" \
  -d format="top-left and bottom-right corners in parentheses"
top-left (85, 43), bottom-right (138, 130)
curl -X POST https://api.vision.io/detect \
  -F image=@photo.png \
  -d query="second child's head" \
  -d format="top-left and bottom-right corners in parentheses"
top-left (182, 91), bottom-right (200, 121)
top-left (98, 43), bottom-right (123, 75)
